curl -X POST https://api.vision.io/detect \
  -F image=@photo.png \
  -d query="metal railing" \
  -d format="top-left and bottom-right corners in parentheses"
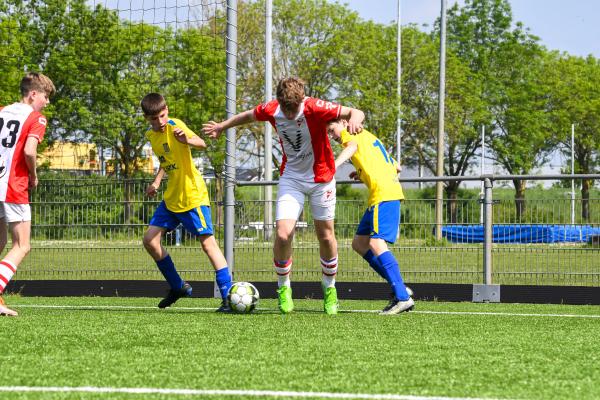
top-left (9, 175), bottom-right (600, 288)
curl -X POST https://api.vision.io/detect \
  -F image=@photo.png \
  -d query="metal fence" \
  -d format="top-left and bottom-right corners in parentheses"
top-left (10, 176), bottom-right (600, 287)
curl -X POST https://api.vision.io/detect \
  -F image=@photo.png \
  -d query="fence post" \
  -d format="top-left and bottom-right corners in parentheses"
top-left (484, 177), bottom-right (493, 285)
top-left (473, 177), bottom-right (500, 302)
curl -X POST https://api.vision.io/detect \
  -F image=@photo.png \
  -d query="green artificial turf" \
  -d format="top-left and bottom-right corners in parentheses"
top-left (1, 296), bottom-right (599, 400)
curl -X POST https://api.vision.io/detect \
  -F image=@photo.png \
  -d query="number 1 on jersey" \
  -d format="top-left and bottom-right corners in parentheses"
top-left (372, 139), bottom-right (391, 164)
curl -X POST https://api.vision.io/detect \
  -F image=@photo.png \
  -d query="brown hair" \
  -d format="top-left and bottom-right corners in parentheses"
top-left (140, 93), bottom-right (167, 115)
top-left (276, 77), bottom-right (305, 113)
top-left (20, 72), bottom-right (55, 98)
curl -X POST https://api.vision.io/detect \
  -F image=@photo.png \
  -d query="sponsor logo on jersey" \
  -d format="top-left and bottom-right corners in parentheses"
top-left (38, 117), bottom-right (47, 126)
top-left (163, 143), bottom-right (170, 153)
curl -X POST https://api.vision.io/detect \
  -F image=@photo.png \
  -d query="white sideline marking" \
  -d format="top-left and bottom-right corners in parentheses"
top-left (413, 310), bottom-right (600, 319)
top-left (10, 304), bottom-right (600, 318)
top-left (0, 386), bottom-right (508, 400)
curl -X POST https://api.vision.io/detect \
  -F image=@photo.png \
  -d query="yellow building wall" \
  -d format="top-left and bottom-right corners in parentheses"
top-left (39, 142), bottom-right (154, 174)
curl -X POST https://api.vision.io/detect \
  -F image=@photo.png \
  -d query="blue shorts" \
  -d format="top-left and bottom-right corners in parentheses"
top-left (356, 200), bottom-right (401, 243)
top-left (149, 201), bottom-right (214, 236)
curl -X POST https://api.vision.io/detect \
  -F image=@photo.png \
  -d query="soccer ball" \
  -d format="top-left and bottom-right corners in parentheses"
top-left (227, 282), bottom-right (259, 313)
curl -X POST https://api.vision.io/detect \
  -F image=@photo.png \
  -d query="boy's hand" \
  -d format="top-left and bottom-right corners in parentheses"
top-left (146, 183), bottom-right (159, 197)
top-left (202, 121), bottom-right (224, 139)
top-left (347, 119), bottom-right (363, 135)
top-left (173, 128), bottom-right (188, 144)
top-left (28, 173), bottom-right (38, 189)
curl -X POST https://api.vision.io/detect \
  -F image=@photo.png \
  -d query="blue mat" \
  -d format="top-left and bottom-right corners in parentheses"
top-left (441, 224), bottom-right (600, 243)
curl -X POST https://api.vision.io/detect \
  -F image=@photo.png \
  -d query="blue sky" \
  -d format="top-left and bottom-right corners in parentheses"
top-left (343, 0), bottom-right (599, 57)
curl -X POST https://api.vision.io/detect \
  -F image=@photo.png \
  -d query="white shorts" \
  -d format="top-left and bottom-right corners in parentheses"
top-left (276, 177), bottom-right (336, 221)
top-left (0, 202), bottom-right (32, 223)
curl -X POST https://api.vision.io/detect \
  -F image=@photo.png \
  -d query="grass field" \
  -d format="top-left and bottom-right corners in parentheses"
top-left (1, 296), bottom-right (599, 400)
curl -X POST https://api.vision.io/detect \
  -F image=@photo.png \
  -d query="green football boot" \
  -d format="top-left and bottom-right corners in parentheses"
top-left (323, 286), bottom-right (339, 315)
top-left (277, 285), bottom-right (294, 314)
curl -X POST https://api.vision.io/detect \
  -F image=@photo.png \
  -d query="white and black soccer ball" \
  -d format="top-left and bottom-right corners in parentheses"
top-left (227, 282), bottom-right (259, 313)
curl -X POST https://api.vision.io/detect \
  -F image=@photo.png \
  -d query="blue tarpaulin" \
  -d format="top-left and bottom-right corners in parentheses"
top-left (441, 225), bottom-right (600, 243)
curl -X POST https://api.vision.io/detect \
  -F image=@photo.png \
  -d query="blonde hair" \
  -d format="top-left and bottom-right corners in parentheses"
top-left (276, 77), bottom-right (305, 113)
top-left (20, 72), bottom-right (55, 98)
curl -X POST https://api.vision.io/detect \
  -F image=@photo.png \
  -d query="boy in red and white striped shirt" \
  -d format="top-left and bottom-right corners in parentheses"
top-left (203, 77), bottom-right (365, 314)
top-left (0, 72), bottom-right (55, 316)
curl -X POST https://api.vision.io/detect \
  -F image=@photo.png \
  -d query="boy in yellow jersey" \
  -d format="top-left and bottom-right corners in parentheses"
top-left (141, 93), bottom-right (232, 311)
top-left (327, 118), bottom-right (414, 315)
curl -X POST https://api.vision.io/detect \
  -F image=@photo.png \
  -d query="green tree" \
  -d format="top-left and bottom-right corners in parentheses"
top-left (446, 0), bottom-right (554, 220)
top-left (234, 0), bottom-right (363, 172)
top-left (402, 25), bottom-right (490, 222)
top-left (547, 54), bottom-right (600, 220)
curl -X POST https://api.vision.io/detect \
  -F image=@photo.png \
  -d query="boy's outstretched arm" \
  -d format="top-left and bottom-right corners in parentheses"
top-left (202, 109), bottom-right (256, 139)
top-left (334, 141), bottom-right (358, 169)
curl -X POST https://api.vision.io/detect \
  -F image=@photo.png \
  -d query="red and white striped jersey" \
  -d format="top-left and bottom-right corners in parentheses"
top-left (0, 103), bottom-right (47, 204)
top-left (254, 97), bottom-right (341, 183)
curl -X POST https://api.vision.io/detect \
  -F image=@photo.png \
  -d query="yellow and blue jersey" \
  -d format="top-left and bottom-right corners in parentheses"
top-left (145, 118), bottom-right (209, 212)
top-left (340, 129), bottom-right (404, 207)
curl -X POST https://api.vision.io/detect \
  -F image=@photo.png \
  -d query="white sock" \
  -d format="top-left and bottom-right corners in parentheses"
top-left (320, 256), bottom-right (338, 288)
top-left (274, 259), bottom-right (292, 288)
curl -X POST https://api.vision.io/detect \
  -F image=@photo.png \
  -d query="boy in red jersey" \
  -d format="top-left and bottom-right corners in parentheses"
top-left (0, 72), bottom-right (55, 316)
top-left (203, 77), bottom-right (364, 314)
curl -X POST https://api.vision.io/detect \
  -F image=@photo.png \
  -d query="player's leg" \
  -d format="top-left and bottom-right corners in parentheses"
top-left (0, 213), bottom-right (7, 254)
top-left (357, 234), bottom-right (414, 302)
top-left (0, 204), bottom-right (33, 317)
top-left (144, 201), bottom-right (191, 308)
top-left (353, 207), bottom-right (388, 280)
top-left (368, 201), bottom-right (413, 315)
top-left (198, 234), bottom-right (232, 311)
top-left (273, 178), bottom-right (304, 313)
top-left (180, 204), bottom-right (232, 310)
top-left (310, 179), bottom-right (338, 314)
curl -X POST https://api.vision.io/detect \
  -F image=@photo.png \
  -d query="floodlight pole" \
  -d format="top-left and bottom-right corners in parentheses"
top-left (396, 0), bottom-right (402, 164)
top-left (435, 0), bottom-right (447, 240)
top-left (264, 0), bottom-right (274, 241)
top-left (224, 0), bottom-right (237, 272)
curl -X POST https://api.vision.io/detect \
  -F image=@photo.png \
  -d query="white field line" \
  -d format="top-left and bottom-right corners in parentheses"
top-left (0, 386), bottom-right (510, 400)
top-left (9, 304), bottom-right (600, 319)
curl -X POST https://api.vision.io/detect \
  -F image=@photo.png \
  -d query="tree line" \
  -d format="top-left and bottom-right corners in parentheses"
top-left (1, 0), bottom-right (598, 221)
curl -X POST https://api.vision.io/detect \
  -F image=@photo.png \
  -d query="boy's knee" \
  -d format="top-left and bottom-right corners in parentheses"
top-left (142, 234), bottom-right (158, 251)
top-left (275, 229), bottom-right (293, 245)
top-left (318, 229), bottom-right (336, 245)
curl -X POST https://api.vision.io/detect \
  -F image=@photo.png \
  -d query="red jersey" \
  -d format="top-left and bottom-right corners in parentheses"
top-left (0, 103), bottom-right (47, 204)
top-left (254, 97), bottom-right (341, 183)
